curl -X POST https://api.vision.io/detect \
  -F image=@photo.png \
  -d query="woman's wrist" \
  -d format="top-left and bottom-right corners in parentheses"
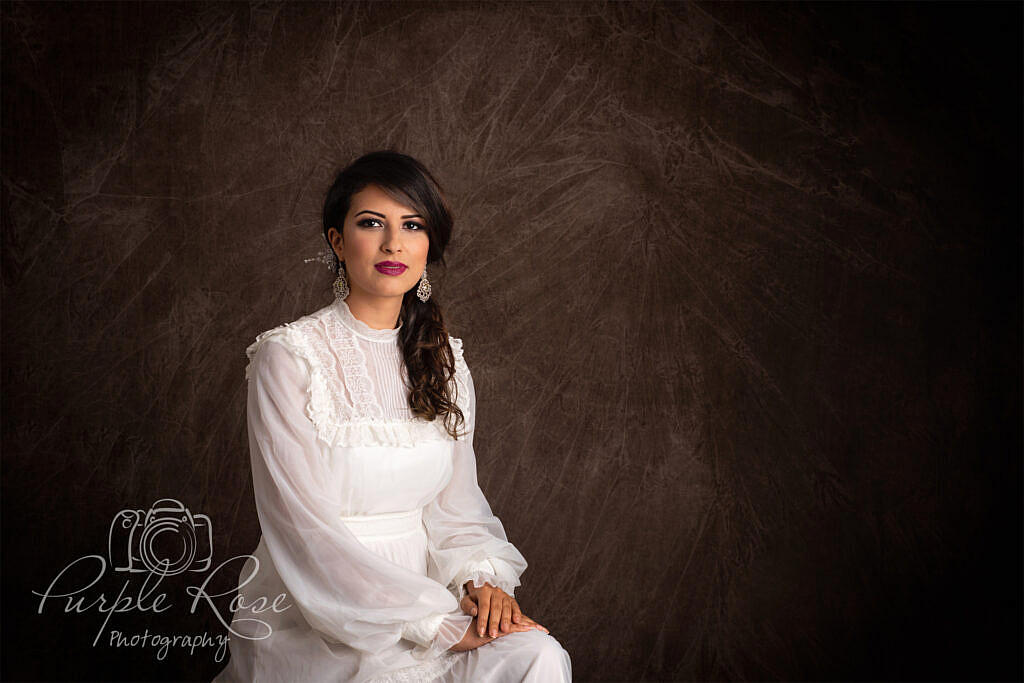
top-left (434, 612), bottom-right (474, 654)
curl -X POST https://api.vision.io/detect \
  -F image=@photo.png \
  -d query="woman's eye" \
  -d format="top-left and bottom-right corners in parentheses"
top-left (356, 218), bottom-right (423, 230)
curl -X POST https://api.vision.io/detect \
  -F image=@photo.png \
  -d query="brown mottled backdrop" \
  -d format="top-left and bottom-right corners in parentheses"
top-left (2, 1), bottom-right (1020, 682)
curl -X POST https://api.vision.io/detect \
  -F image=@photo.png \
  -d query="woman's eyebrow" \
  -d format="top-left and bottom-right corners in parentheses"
top-left (354, 210), bottom-right (423, 219)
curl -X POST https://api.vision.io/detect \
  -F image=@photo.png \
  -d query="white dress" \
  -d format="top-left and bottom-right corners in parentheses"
top-left (211, 297), bottom-right (572, 683)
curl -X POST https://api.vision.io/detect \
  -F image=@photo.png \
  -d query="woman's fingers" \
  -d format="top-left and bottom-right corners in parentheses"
top-left (460, 595), bottom-right (478, 617)
top-left (467, 585), bottom-right (549, 638)
top-left (472, 617), bottom-right (495, 646)
top-left (488, 595), bottom-right (503, 637)
top-left (512, 599), bottom-right (523, 624)
top-left (476, 593), bottom-right (491, 637)
top-left (500, 597), bottom-right (513, 633)
top-left (517, 614), bottom-right (550, 634)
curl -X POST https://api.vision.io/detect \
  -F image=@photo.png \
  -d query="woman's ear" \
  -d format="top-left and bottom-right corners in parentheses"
top-left (327, 226), bottom-right (344, 260)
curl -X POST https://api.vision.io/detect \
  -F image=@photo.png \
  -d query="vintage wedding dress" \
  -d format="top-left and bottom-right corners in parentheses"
top-left (212, 297), bottom-right (571, 683)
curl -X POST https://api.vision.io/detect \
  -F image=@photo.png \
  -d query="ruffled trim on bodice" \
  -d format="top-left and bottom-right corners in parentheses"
top-left (244, 303), bottom-right (471, 450)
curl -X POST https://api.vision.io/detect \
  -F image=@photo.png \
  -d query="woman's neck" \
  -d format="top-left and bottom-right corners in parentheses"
top-left (343, 293), bottom-right (402, 330)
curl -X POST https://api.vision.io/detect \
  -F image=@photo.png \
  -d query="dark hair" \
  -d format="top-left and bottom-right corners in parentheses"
top-left (321, 150), bottom-right (467, 440)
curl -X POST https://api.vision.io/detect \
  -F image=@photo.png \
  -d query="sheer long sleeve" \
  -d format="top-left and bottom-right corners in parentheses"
top-left (246, 335), bottom-right (471, 658)
top-left (423, 340), bottom-right (528, 601)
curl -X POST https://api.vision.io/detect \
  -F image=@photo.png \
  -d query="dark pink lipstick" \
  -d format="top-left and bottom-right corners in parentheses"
top-left (375, 261), bottom-right (408, 276)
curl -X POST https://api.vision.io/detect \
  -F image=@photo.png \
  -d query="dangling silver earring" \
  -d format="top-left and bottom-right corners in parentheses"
top-left (416, 266), bottom-right (431, 302)
top-left (333, 262), bottom-right (350, 300)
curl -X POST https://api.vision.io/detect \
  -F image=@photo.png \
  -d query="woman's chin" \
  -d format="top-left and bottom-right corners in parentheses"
top-left (354, 282), bottom-right (414, 299)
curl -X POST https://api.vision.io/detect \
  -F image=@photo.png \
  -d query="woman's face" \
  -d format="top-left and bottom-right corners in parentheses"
top-left (328, 183), bottom-right (431, 303)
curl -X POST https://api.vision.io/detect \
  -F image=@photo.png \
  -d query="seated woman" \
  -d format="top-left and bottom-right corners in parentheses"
top-left (212, 151), bottom-right (572, 683)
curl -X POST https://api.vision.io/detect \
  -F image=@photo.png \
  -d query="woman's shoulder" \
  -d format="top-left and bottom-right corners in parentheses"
top-left (244, 305), bottom-right (330, 380)
top-left (448, 333), bottom-right (465, 361)
top-left (244, 325), bottom-right (302, 382)
top-left (447, 332), bottom-right (473, 373)
top-left (446, 333), bottom-right (475, 409)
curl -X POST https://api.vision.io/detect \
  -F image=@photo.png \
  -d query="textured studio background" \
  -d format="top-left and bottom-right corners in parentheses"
top-left (2, 2), bottom-right (1021, 682)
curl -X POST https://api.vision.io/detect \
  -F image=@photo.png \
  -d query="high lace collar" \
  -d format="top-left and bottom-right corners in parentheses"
top-left (331, 297), bottom-right (403, 342)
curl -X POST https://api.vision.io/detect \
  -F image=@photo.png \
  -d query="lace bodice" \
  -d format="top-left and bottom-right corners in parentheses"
top-left (244, 297), bottom-right (472, 449)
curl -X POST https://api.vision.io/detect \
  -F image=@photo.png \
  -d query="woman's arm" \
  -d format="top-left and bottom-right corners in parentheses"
top-left (246, 334), bottom-right (472, 658)
top-left (421, 338), bottom-right (528, 607)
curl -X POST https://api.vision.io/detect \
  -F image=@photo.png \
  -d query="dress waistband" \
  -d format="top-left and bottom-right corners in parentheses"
top-left (339, 508), bottom-right (424, 541)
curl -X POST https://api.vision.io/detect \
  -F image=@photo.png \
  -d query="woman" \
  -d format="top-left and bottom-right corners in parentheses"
top-left (212, 151), bottom-right (572, 682)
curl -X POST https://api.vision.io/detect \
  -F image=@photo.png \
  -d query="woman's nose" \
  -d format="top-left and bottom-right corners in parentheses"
top-left (380, 226), bottom-right (403, 253)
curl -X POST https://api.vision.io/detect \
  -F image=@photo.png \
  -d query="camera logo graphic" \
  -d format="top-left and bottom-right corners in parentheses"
top-left (108, 498), bottom-right (213, 576)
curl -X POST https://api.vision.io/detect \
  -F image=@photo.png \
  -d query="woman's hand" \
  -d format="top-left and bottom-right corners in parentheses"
top-left (449, 616), bottom-right (504, 652)
top-left (460, 582), bottom-right (550, 637)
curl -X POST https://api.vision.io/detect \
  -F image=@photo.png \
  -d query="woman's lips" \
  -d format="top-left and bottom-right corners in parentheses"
top-left (374, 262), bottom-right (407, 275)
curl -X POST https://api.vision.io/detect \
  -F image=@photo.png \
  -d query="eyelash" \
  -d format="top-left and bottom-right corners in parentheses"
top-left (356, 218), bottom-right (425, 231)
